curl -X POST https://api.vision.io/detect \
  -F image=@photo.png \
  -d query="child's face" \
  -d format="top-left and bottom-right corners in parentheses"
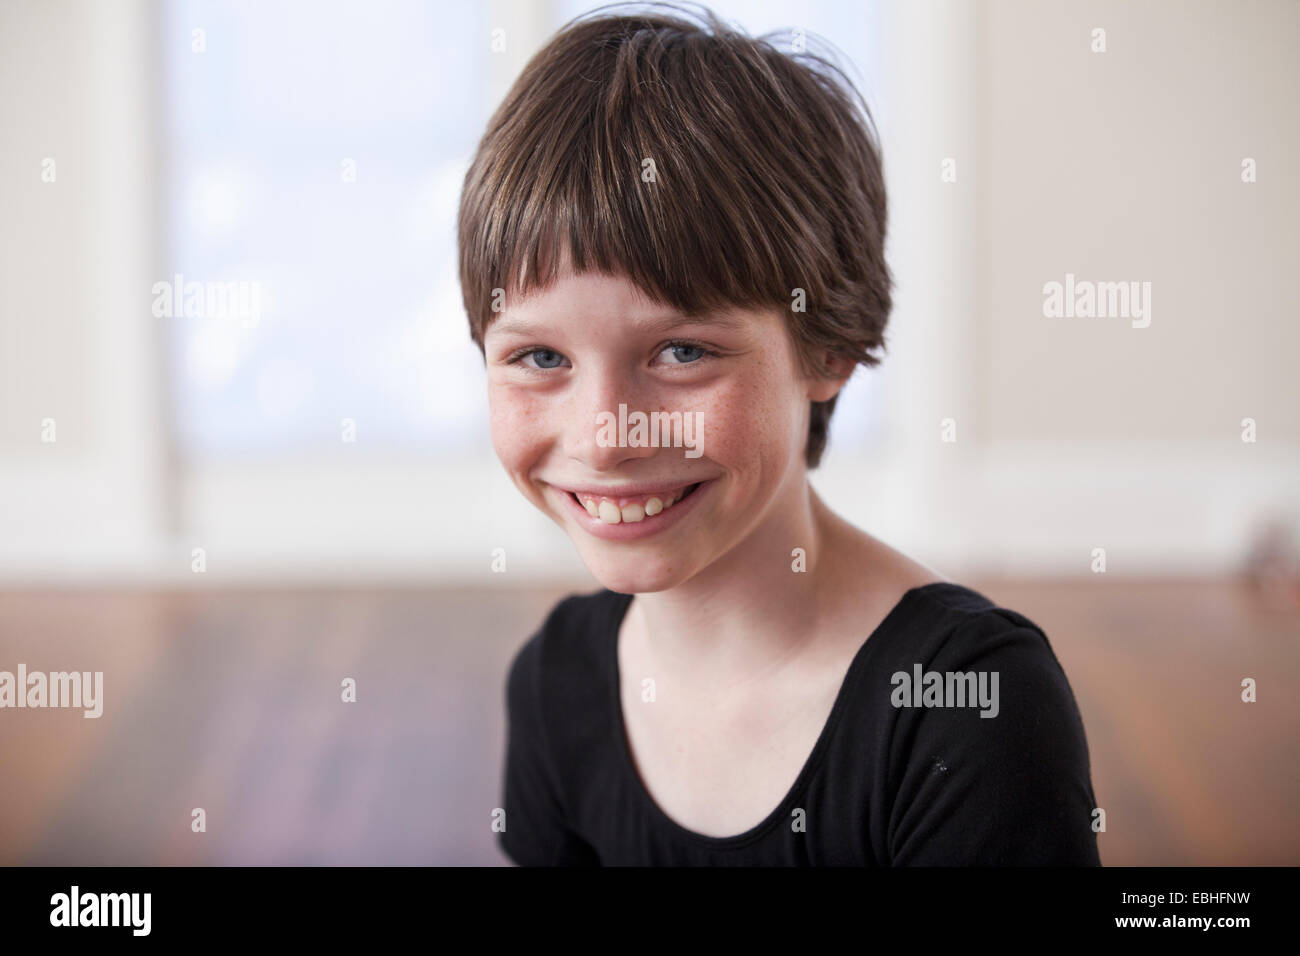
top-left (483, 267), bottom-right (840, 594)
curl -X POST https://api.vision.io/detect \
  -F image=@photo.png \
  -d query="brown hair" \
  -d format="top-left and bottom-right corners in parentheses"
top-left (457, 1), bottom-right (891, 468)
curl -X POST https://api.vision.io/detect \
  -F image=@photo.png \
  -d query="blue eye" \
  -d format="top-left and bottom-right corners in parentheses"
top-left (505, 341), bottom-right (717, 371)
top-left (514, 348), bottom-right (566, 369)
top-left (661, 343), bottom-right (707, 364)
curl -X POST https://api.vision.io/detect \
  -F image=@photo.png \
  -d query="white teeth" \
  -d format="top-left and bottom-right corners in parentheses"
top-left (577, 485), bottom-right (697, 524)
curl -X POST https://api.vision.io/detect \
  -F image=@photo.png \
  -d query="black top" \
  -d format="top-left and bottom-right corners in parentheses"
top-left (498, 582), bottom-right (1101, 866)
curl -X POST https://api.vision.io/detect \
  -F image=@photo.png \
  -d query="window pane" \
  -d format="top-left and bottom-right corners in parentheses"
top-left (163, 0), bottom-right (488, 460)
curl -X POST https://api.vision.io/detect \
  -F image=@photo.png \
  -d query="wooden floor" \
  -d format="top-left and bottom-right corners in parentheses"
top-left (0, 578), bottom-right (1295, 865)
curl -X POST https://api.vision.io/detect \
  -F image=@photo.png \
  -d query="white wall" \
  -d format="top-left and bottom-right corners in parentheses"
top-left (825, 0), bottom-right (1300, 577)
top-left (0, 0), bottom-right (172, 578)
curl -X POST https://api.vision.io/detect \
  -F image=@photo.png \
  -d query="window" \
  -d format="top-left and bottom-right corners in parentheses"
top-left (163, 0), bottom-right (490, 461)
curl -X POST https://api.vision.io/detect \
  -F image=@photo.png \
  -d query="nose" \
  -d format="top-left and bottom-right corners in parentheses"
top-left (563, 361), bottom-right (660, 471)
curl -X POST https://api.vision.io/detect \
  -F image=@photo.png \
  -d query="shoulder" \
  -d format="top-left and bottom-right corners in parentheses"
top-left (502, 588), bottom-right (628, 824)
top-left (505, 587), bottom-right (627, 712)
top-left (876, 583), bottom-right (1100, 864)
top-left (892, 581), bottom-right (1061, 667)
top-left (869, 580), bottom-right (1090, 763)
top-left (881, 581), bottom-right (1093, 779)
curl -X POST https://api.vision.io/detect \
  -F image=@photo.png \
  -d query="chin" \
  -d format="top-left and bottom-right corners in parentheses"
top-left (575, 547), bottom-right (698, 594)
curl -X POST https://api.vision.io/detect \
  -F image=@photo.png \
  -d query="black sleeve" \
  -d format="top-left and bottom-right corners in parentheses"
top-left (886, 623), bottom-right (1101, 866)
top-left (498, 628), bottom-right (600, 866)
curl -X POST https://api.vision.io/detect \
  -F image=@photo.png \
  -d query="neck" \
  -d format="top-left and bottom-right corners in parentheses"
top-left (624, 477), bottom-right (857, 691)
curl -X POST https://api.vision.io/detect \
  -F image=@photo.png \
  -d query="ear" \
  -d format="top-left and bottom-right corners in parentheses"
top-left (806, 350), bottom-right (855, 403)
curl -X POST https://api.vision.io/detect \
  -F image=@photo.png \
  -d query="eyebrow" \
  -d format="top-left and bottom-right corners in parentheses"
top-left (487, 311), bottom-right (748, 339)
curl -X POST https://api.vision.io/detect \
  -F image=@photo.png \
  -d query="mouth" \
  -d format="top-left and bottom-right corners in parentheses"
top-left (567, 481), bottom-right (702, 521)
top-left (553, 479), bottom-right (714, 541)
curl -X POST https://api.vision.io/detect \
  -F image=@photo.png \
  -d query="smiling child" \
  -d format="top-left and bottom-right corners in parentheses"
top-left (458, 2), bottom-right (1101, 865)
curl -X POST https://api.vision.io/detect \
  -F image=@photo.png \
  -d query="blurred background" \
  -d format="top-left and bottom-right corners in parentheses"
top-left (0, 0), bottom-right (1297, 865)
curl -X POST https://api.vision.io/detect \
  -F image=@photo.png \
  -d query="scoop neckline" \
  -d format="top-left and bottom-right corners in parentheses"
top-left (604, 581), bottom-right (949, 850)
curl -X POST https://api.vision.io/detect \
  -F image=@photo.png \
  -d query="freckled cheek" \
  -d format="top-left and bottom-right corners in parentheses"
top-left (695, 373), bottom-right (799, 465)
top-left (487, 387), bottom-right (554, 470)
